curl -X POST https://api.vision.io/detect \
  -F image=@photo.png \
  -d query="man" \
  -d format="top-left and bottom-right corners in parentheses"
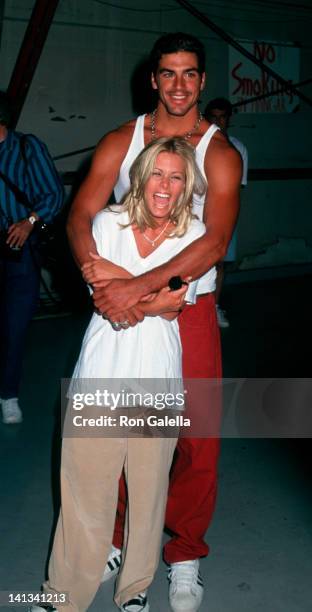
top-left (205, 97), bottom-right (248, 328)
top-left (0, 92), bottom-right (64, 424)
top-left (63, 33), bottom-right (241, 612)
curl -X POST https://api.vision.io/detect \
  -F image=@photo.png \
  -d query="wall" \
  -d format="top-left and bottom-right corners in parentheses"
top-left (0, 0), bottom-right (311, 269)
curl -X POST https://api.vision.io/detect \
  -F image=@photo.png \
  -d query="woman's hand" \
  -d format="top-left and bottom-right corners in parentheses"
top-left (81, 252), bottom-right (133, 285)
top-left (152, 285), bottom-right (188, 314)
top-left (138, 277), bottom-right (191, 318)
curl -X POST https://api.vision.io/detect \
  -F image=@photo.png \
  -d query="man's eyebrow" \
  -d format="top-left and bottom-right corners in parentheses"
top-left (158, 67), bottom-right (200, 73)
top-left (158, 68), bottom-right (174, 73)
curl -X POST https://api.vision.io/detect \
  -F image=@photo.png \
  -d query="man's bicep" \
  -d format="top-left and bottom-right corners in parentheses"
top-left (72, 128), bottom-right (132, 218)
top-left (66, 131), bottom-right (129, 266)
top-left (71, 139), bottom-right (125, 218)
top-left (203, 145), bottom-right (242, 241)
top-left (71, 169), bottom-right (115, 220)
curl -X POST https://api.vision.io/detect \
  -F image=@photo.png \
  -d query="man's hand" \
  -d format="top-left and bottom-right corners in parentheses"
top-left (93, 278), bottom-right (143, 317)
top-left (104, 305), bottom-right (145, 328)
top-left (7, 219), bottom-right (34, 248)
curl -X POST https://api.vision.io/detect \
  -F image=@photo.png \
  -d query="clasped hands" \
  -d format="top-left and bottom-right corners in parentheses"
top-left (82, 252), bottom-right (145, 328)
top-left (81, 252), bottom-right (188, 329)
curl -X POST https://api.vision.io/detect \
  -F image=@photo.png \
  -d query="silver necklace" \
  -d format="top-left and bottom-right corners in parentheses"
top-left (142, 219), bottom-right (171, 247)
top-left (150, 109), bottom-right (203, 141)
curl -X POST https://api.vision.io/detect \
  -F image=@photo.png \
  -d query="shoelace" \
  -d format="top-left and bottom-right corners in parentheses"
top-left (123, 592), bottom-right (147, 610)
top-left (168, 561), bottom-right (201, 590)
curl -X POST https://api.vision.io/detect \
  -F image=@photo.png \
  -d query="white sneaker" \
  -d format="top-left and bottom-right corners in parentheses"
top-left (168, 559), bottom-right (204, 612)
top-left (216, 304), bottom-right (230, 328)
top-left (119, 592), bottom-right (149, 611)
top-left (1, 397), bottom-right (23, 424)
top-left (101, 544), bottom-right (122, 582)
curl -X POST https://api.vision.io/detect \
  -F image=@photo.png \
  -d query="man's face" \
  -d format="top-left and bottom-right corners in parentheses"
top-left (206, 109), bottom-right (229, 132)
top-left (151, 51), bottom-right (205, 117)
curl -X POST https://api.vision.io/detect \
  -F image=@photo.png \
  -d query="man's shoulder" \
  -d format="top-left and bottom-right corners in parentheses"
top-left (205, 129), bottom-right (241, 164)
top-left (99, 117), bottom-right (137, 146)
top-left (8, 130), bottom-right (41, 148)
top-left (17, 132), bottom-right (47, 154)
top-left (203, 128), bottom-right (242, 185)
top-left (8, 132), bottom-right (53, 162)
top-left (95, 117), bottom-right (138, 160)
top-left (229, 135), bottom-right (248, 157)
top-left (16, 131), bottom-right (41, 143)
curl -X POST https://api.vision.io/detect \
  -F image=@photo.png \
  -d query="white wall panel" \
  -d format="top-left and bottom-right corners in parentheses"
top-left (0, 0), bottom-right (311, 267)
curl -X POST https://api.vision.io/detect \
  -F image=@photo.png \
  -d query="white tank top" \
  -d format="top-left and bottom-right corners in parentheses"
top-left (113, 114), bottom-right (219, 294)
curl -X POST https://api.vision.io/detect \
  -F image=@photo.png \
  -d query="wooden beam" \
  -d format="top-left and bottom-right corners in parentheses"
top-left (7, 0), bottom-right (60, 127)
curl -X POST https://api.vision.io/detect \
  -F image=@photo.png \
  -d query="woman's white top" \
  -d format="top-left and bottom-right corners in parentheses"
top-left (113, 115), bottom-right (219, 295)
top-left (71, 208), bottom-right (206, 381)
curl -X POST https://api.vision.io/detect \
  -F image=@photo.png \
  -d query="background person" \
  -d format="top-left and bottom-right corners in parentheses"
top-left (205, 97), bottom-right (248, 328)
top-left (0, 92), bottom-right (64, 424)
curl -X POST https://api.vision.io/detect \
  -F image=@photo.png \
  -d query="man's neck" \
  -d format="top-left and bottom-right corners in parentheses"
top-left (153, 104), bottom-right (206, 138)
top-left (0, 125), bottom-right (8, 143)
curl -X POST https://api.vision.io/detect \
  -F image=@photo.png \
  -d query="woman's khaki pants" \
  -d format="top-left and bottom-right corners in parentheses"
top-left (43, 435), bottom-right (177, 611)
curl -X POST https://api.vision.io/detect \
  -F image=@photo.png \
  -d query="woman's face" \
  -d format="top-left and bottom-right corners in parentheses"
top-left (144, 151), bottom-right (186, 222)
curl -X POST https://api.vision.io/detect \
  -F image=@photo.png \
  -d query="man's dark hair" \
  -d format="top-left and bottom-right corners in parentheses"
top-left (150, 32), bottom-right (205, 75)
top-left (205, 97), bottom-right (232, 118)
top-left (0, 91), bottom-right (12, 127)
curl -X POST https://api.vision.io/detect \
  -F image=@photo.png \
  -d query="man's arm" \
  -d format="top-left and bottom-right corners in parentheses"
top-left (93, 132), bottom-right (242, 317)
top-left (7, 135), bottom-right (64, 248)
top-left (66, 124), bottom-right (133, 266)
top-left (25, 135), bottom-right (64, 222)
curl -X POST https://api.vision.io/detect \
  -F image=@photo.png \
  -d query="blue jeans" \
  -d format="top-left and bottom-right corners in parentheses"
top-left (0, 242), bottom-right (41, 398)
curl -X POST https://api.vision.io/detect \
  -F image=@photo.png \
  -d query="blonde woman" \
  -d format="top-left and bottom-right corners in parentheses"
top-left (38, 138), bottom-right (208, 612)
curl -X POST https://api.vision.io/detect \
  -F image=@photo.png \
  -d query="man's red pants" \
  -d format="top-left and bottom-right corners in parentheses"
top-left (112, 293), bottom-right (222, 562)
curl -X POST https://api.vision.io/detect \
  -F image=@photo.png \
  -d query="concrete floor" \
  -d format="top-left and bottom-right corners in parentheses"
top-left (0, 274), bottom-right (311, 611)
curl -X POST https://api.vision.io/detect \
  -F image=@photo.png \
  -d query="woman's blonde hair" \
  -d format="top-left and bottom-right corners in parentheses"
top-left (121, 137), bottom-right (206, 237)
